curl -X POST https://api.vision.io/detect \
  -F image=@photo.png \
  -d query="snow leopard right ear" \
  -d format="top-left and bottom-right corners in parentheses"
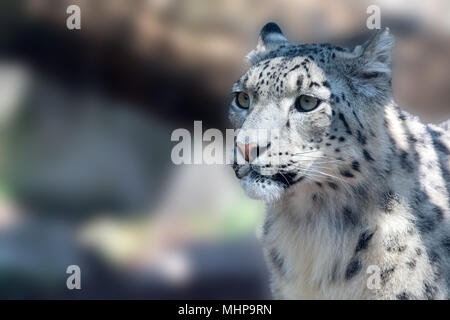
top-left (247, 22), bottom-right (289, 64)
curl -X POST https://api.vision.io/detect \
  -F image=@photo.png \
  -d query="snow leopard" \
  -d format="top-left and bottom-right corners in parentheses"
top-left (229, 22), bottom-right (450, 299)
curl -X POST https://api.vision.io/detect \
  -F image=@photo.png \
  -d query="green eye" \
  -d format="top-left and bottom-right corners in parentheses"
top-left (295, 95), bottom-right (320, 112)
top-left (235, 92), bottom-right (250, 109)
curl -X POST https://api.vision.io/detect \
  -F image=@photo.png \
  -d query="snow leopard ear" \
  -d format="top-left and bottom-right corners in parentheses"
top-left (346, 28), bottom-right (395, 99)
top-left (359, 27), bottom-right (394, 73)
top-left (247, 22), bottom-right (289, 64)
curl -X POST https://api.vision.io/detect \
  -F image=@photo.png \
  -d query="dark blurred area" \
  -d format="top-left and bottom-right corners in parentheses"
top-left (0, 0), bottom-right (449, 299)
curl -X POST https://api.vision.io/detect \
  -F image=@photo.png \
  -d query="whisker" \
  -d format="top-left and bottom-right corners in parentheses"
top-left (306, 168), bottom-right (353, 187)
top-left (289, 163), bottom-right (337, 170)
top-left (292, 151), bottom-right (348, 158)
top-left (278, 172), bottom-right (292, 187)
top-left (289, 160), bottom-right (343, 167)
top-left (292, 150), bottom-right (324, 156)
top-left (309, 160), bottom-right (343, 165)
top-left (285, 163), bottom-right (343, 179)
top-left (291, 156), bottom-right (342, 161)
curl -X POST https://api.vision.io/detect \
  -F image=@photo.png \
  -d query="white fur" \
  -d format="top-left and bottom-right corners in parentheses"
top-left (230, 25), bottom-right (449, 300)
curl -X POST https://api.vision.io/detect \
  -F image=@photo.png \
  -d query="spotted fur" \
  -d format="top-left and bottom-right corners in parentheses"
top-left (229, 23), bottom-right (449, 300)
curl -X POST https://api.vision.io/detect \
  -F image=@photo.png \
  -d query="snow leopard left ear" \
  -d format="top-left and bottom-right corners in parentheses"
top-left (247, 22), bottom-right (289, 64)
top-left (358, 27), bottom-right (394, 74)
top-left (346, 28), bottom-right (395, 99)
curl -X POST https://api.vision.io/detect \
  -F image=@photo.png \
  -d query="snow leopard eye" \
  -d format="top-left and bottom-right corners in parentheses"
top-left (235, 92), bottom-right (250, 109)
top-left (295, 95), bottom-right (320, 112)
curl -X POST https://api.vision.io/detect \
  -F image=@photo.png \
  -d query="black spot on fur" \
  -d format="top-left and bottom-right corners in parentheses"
top-left (400, 151), bottom-right (414, 173)
top-left (361, 72), bottom-right (380, 79)
top-left (352, 111), bottom-right (364, 129)
top-left (427, 249), bottom-right (440, 265)
top-left (338, 113), bottom-right (352, 135)
top-left (381, 266), bottom-right (395, 284)
top-left (296, 75), bottom-right (304, 87)
top-left (343, 207), bottom-right (358, 227)
top-left (428, 127), bottom-right (449, 155)
top-left (385, 234), bottom-right (407, 253)
top-left (406, 259), bottom-right (416, 270)
top-left (396, 292), bottom-right (410, 300)
top-left (293, 175), bottom-right (305, 184)
top-left (357, 130), bottom-right (367, 145)
top-left (414, 204), bottom-right (437, 234)
top-left (345, 258), bottom-right (361, 280)
top-left (408, 135), bottom-right (418, 144)
top-left (340, 170), bottom-right (354, 178)
top-left (328, 182), bottom-right (338, 190)
top-left (352, 161), bottom-right (360, 172)
top-left (432, 206), bottom-right (443, 221)
top-left (355, 230), bottom-right (375, 253)
top-left (363, 149), bottom-right (374, 162)
top-left (380, 190), bottom-right (401, 213)
top-left (289, 64), bottom-right (301, 73)
top-left (442, 236), bottom-right (450, 255)
top-left (424, 282), bottom-right (438, 300)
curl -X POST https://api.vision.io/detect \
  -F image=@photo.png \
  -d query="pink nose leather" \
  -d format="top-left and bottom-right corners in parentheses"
top-left (237, 142), bottom-right (258, 162)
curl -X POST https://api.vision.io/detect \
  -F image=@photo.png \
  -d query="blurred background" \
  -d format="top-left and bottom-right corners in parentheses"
top-left (0, 0), bottom-right (449, 299)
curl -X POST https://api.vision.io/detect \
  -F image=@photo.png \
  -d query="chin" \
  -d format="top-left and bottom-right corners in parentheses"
top-left (240, 171), bottom-right (285, 203)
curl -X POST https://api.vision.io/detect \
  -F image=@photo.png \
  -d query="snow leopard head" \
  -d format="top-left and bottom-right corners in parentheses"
top-left (230, 22), bottom-right (394, 202)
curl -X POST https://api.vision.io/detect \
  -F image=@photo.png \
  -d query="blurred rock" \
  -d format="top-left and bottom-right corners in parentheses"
top-left (3, 67), bottom-right (174, 218)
